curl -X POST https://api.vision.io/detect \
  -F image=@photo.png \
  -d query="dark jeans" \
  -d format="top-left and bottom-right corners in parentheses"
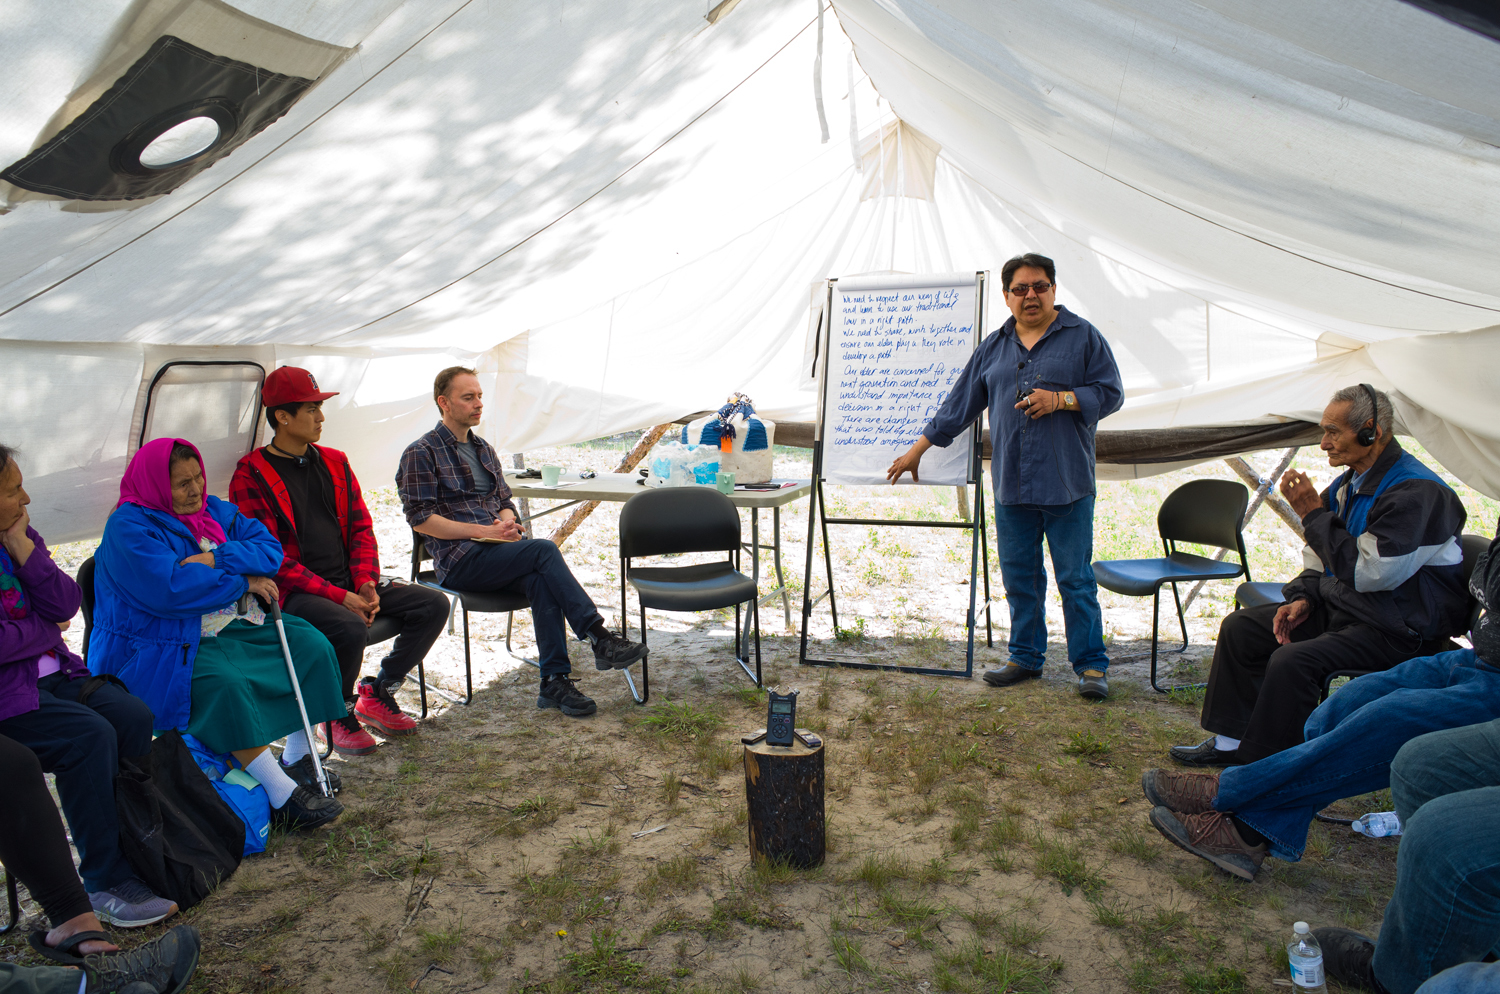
top-left (442, 539), bottom-right (603, 678)
top-left (0, 733), bottom-right (92, 926)
top-left (285, 583), bottom-right (450, 699)
top-left (1369, 718), bottom-right (1500, 994)
top-left (1212, 649), bottom-right (1500, 861)
top-left (991, 494), bottom-right (1108, 673)
top-left (1201, 601), bottom-right (1440, 763)
top-left (0, 672), bottom-right (152, 892)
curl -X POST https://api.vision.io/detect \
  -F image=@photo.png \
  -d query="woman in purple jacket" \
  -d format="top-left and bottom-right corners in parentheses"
top-left (0, 444), bottom-right (176, 930)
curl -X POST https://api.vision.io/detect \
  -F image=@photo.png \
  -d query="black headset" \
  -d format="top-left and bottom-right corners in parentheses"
top-left (1356, 383), bottom-right (1380, 447)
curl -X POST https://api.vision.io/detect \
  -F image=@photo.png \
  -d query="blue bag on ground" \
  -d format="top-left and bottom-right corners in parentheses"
top-left (181, 732), bottom-right (271, 856)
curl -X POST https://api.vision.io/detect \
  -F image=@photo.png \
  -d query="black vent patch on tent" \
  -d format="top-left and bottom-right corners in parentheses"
top-left (1, 36), bottom-right (315, 202)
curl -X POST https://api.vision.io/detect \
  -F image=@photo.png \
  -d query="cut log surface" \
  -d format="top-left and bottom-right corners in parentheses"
top-left (744, 732), bottom-right (825, 869)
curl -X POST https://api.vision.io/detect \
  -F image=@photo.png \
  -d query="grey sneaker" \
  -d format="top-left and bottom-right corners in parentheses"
top-left (1078, 668), bottom-right (1109, 701)
top-left (88, 878), bottom-right (178, 928)
top-left (83, 924), bottom-right (201, 994)
top-left (538, 675), bottom-right (598, 716)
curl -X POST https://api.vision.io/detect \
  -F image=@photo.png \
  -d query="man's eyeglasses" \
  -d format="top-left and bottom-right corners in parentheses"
top-left (1007, 281), bottom-right (1053, 297)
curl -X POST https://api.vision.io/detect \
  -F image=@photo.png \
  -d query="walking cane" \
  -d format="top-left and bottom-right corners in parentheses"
top-left (264, 599), bottom-right (334, 798)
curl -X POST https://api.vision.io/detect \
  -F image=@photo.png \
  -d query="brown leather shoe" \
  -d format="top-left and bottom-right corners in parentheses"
top-left (1148, 807), bottom-right (1266, 881)
top-left (1141, 769), bottom-right (1221, 814)
top-left (982, 664), bottom-right (1043, 687)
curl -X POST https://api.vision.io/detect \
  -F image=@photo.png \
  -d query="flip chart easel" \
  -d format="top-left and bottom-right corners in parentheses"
top-left (798, 272), bottom-right (994, 679)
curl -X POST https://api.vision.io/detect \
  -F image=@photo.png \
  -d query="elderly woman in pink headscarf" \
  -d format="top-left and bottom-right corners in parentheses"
top-left (92, 438), bottom-right (345, 831)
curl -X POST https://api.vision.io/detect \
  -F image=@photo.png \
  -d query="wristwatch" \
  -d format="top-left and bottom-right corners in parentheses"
top-left (1063, 391), bottom-right (1076, 411)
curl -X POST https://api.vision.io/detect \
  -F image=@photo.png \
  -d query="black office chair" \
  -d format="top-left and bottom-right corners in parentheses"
top-left (1319, 532), bottom-right (1490, 701)
top-left (410, 531), bottom-right (537, 708)
top-left (1092, 479), bottom-right (1251, 693)
top-left (618, 487), bottom-right (761, 706)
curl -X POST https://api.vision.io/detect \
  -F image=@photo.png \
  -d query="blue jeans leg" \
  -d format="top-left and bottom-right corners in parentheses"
top-left (1041, 494), bottom-right (1108, 673)
top-left (0, 672), bottom-right (153, 892)
top-left (1213, 650), bottom-right (1500, 861)
top-left (992, 501), bottom-right (1047, 669)
top-left (1374, 719), bottom-right (1500, 994)
top-left (443, 539), bottom-right (605, 678)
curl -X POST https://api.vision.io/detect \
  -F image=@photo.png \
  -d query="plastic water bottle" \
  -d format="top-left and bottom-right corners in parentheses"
top-left (1288, 922), bottom-right (1327, 992)
top-left (1351, 812), bottom-right (1402, 838)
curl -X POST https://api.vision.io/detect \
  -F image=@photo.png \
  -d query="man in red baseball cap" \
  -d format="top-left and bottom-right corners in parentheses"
top-left (230, 366), bottom-right (451, 771)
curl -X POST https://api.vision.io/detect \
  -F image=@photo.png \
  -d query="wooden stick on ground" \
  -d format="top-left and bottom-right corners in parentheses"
top-left (546, 423), bottom-right (677, 547)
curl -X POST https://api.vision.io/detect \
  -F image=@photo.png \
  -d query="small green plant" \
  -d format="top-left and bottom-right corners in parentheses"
top-left (834, 617), bottom-right (868, 642)
top-left (637, 700), bottom-right (724, 738)
top-left (565, 929), bottom-right (646, 985)
top-left (1062, 729), bottom-right (1110, 758)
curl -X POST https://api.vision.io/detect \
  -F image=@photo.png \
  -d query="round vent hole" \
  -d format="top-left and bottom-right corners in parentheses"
top-left (138, 116), bottom-right (222, 169)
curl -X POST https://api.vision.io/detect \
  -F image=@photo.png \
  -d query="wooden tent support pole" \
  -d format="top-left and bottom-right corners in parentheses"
top-left (546, 423), bottom-right (677, 547)
top-left (1224, 451), bottom-right (1305, 541)
top-left (1181, 447), bottom-right (1302, 613)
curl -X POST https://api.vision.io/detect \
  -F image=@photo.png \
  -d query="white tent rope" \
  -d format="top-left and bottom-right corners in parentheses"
top-left (813, 0), bottom-right (830, 143)
top-left (331, 12), bottom-right (826, 340)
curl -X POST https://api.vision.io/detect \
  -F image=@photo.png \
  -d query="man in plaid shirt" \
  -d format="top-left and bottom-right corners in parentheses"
top-left (396, 366), bottom-right (646, 717)
top-left (231, 366), bottom-right (451, 764)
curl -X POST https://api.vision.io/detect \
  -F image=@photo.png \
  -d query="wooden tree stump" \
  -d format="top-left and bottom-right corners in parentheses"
top-left (744, 731), bottom-right (825, 869)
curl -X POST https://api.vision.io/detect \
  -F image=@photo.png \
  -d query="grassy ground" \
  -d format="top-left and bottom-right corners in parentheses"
top-left (3, 434), bottom-right (1493, 993)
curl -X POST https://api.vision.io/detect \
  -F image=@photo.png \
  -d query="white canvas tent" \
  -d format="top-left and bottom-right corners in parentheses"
top-left (3, 0), bottom-right (1499, 542)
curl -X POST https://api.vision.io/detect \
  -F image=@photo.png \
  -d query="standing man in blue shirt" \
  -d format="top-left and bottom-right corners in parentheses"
top-left (887, 253), bottom-right (1124, 699)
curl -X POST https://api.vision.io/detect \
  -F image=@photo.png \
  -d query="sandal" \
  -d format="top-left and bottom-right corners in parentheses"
top-left (28, 928), bottom-right (116, 964)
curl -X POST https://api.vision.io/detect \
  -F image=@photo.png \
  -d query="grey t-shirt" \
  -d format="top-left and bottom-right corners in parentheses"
top-left (455, 439), bottom-right (495, 494)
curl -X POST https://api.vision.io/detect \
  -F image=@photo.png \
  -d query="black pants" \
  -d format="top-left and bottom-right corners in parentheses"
top-left (1201, 602), bottom-right (1444, 764)
top-left (0, 673), bottom-right (152, 893)
top-left (284, 582), bottom-right (450, 700)
top-left (0, 733), bottom-right (92, 927)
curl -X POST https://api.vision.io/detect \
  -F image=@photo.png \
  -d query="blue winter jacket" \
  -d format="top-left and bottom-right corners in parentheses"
top-left (91, 496), bottom-right (282, 731)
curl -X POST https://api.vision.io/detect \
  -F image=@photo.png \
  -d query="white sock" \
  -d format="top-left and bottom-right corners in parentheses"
top-left (246, 749), bottom-right (298, 808)
top-left (281, 730), bottom-right (311, 766)
top-left (1215, 734), bottom-right (1241, 752)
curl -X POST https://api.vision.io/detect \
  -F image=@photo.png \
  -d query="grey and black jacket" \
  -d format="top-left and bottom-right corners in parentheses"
top-left (1469, 530), bottom-right (1500, 666)
top-left (1282, 439), bottom-right (1468, 643)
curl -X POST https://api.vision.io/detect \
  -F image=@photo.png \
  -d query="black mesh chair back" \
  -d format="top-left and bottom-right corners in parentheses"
top-left (77, 556), bottom-right (97, 664)
top-left (618, 487), bottom-right (760, 704)
top-left (619, 486), bottom-right (741, 559)
top-left (1158, 479), bottom-right (1250, 556)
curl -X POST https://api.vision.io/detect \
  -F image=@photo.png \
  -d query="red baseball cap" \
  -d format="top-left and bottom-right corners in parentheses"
top-left (263, 366), bottom-right (339, 407)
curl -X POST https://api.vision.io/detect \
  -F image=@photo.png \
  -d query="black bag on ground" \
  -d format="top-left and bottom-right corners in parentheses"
top-left (115, 729), bottom-right (244, 910)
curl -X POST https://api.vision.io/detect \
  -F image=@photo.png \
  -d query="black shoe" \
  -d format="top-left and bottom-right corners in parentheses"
top-left (272, 784), bottom-right (344, 831)
top-left (82, 924), bottom-right (201, 994)
top-left (1169, 736), bottom-right (1243, 768)
top-left (538, 675), bottom-right (598, 716)
top-left (982, 663), bottom-right (1043, 687)
top-left (1078, 668), bottom-right (1109, 701)
top-left (1312, 927), bottom-right (1384, 992)
top-left (281, 753), bottom-right (342, 795)
top-left (591, 631), bottom-right (648, 670)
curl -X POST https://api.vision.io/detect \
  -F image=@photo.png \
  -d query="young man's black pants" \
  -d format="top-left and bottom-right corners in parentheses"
top-left (1201, 601), bottom-right (1449, 764)
top-left (285, 583), bottom-right (451, 699)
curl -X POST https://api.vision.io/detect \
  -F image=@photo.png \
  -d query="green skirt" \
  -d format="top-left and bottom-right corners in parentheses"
top-left (186, 616), bottom-right (346, 754)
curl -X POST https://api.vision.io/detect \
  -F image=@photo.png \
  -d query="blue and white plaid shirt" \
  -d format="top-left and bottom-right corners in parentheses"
top-left (396, 421), bottom-right (517, 580)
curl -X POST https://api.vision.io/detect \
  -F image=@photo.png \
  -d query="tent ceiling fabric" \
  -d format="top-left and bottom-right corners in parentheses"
top-left (2, 0), bottom-right (1498, 543)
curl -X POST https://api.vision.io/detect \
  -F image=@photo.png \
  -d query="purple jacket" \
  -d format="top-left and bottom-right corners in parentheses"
top-left (0, 528), bottom-right (89, 723)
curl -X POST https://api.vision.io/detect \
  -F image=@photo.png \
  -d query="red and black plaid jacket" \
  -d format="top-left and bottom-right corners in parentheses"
top-left (229, 445), bottom-right (380, 606)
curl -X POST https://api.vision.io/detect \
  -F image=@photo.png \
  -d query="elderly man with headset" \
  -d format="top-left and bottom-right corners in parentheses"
top-left (1170, 383), bottom-right (1469, 769)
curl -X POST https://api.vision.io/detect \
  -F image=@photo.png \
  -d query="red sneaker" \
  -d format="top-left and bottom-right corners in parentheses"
top-left (354, 677), bottom-right (419, 737)
top-left (316, 713), bottom-right (378, 756)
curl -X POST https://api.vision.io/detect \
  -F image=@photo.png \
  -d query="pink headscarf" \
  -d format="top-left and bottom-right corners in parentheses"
top-left (118, 438), bottom-right (227, 547)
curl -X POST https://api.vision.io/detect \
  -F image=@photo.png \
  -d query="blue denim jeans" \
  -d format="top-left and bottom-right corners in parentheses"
top-left (992, 494), bottom-right (1108, 673)
top-left (1211, 650), bottom-right (1500, 862)
top-left (1372, 719), bottom-right (1500, 994)
top-left (442, 539), bottom-right (604, 678)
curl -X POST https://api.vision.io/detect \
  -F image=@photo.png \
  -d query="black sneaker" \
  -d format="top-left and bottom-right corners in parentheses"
top-left (591, 630), bottom-right (648, 670)
top-left (281, 753), bottom-right (342, 795)
top-left (1312, 927), bottom-right (1386, 992)
top-left (1078, 668), bottom-right (1109, 701)
top-left (982, 663), bottom-right (1043, 687)
top-left (82, 924), bottom-right (201, 994)
top-left (538, 675), bottom-right (598, 716)
top-left (1169, 736), bottom-right (1243, 768)
top-left (272, 784), bottom-right (344, 831)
